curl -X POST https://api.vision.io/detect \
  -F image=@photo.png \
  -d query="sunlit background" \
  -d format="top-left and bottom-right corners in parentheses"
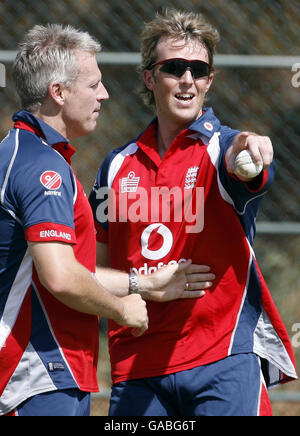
top-left (0, 0), bottom-right (299, 416)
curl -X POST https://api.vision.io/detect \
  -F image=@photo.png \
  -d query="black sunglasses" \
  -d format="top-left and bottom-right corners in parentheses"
top-left (150, 58), bottom-right (211, 79)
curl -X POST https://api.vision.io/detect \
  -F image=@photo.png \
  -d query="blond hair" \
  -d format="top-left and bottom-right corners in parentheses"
top-left (139, 9), bottom-right (220, 106)
top-left (13, 24), bottom-right (101, 112)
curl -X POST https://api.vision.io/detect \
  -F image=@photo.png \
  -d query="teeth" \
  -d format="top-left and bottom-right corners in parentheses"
top-left (175, 94), bottom-right (194, 100)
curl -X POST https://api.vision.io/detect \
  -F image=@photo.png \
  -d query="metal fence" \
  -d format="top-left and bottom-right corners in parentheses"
top-left (1, 0), bottom-right (299, 224)
top-left (0, 0), bottom-right (299, 415)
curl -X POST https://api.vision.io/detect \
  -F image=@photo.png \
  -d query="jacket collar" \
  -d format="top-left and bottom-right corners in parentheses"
top-left (12, 110), bottom-right (75, 164)
top-left (188, 107), bottom-right (221, 141)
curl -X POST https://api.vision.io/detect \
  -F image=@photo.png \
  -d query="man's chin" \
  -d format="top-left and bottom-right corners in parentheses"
top-left (69, 129), bottom-right (94, 141)
top-left (171, 111), bottom-right (202, 127)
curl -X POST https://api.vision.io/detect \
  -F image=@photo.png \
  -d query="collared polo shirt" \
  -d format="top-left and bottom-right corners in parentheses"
top-left (0, 111), bottom-right (98, 415)
top-left (89, 108), bottom-right (297, 387)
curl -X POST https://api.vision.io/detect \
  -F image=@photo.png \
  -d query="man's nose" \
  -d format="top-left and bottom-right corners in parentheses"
top-left (179, 68), bottom-right (194, 83)
top-left (98, 82), bottom-right (109, 101)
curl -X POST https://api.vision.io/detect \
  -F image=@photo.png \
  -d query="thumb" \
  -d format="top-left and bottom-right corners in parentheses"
top-left (227, 132), bottom-right (250, 173)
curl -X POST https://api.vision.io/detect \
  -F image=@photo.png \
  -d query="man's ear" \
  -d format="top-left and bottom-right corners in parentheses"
top-left (205, 72), bottom-right (214, 94)
top-left (143, 69), bottom-right (155, 91)
top-left (48, 81), bottom-right (65, 106)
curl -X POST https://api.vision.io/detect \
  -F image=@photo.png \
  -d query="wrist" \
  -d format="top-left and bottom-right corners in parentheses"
top-left (113, 296), bottom-right (127, 325)
top-left (129, 271), bottom-right (139, 294)
top-left (136, 274), bottom-right (154, 300)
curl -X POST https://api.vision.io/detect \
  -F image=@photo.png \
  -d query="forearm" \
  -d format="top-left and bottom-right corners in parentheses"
top-left (95, 265), bottom-right (152, 298)
top-left (55, 262), bottom-right (125, 319)
top-left (96, 262), bottom-right (215, 303)
top-left (29, 241), bottom-right (124, 320)
top-left (96, 241), bottom-right (214, 303)
top-left (28, 241), bottom-right (148, 336)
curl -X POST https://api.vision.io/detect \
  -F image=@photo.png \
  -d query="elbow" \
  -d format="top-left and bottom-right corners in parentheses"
top-left (38, 270), bottom-right (71, 298)
top-left (29, 241), bottom-right (77, 298)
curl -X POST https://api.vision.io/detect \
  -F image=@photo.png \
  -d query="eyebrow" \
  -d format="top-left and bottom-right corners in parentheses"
top-left (89, 74), bottom-right (102, 86)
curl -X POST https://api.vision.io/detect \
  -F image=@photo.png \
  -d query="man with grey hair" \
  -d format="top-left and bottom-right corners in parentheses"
top-left (0, 23), bottom-right (210, 416)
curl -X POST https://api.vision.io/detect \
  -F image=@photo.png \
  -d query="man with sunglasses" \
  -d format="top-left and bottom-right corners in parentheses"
top-left (89, 10), bottom-right (297, 416)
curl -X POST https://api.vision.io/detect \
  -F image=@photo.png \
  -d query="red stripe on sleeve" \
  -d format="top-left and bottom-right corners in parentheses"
top-left (25, 223), bottom-right (76, 244)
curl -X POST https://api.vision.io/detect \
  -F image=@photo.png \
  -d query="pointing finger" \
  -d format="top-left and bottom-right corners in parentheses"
top-left (232, 132), bottom-right (250, 153)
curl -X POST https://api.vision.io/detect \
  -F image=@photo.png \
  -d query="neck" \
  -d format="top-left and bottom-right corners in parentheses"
top-left (156, 117), bottom-right (190, 158)
top-left (33, 105), bottom-right (69, 140)
top-left (157, 128), bottom-right (176, 158)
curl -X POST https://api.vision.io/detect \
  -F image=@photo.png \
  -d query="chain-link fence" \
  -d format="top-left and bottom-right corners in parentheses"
top-left (0, 0), bottom-right (299, 416)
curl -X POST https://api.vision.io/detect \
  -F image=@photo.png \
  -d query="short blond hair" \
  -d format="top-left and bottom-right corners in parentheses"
top-left (139, 9), bottom-right (220, 106)
top-left (13, 24), bottom-right (101, 112)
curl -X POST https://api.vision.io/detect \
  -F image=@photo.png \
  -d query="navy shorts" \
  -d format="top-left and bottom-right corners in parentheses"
top-left (109, 353), bottom-right (272, 416)
top-left (7, 388), bottom-right (91, 416)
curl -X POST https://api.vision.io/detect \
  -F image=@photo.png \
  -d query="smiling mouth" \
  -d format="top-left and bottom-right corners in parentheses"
top-left (175, 93), bottom-right (195, 101)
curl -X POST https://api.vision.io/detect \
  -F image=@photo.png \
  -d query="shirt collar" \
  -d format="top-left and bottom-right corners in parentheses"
top-left (12, 110), bottom-right (76, 164)
top-left (188, 107), bottom-right (221, 142)
top-left (138, 107), bottom-right (220, 155)
top-left (144, 107), bottom-right (220, 140)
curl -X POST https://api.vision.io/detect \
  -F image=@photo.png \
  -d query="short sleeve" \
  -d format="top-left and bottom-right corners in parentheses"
top-left (11, 147), bottom-right (77, 244)
top-left (216, 126), bottom-right (276, 243)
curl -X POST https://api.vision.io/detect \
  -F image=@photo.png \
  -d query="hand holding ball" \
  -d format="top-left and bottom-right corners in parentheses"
top-left (234, 150), bottom-right (263, 179)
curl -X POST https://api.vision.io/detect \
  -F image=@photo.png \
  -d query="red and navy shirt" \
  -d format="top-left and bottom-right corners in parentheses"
top-left (0, 111), bottom-right (98, 415)
top-left (89, 108), bottom-right (297, 387)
